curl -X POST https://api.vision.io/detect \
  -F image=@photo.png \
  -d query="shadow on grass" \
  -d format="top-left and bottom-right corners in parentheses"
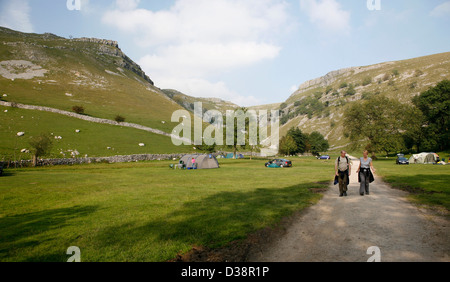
top-left (0, 206), bottom-right (98, 262)
top-left (0, 171), bottom-right (15, 177)
top-left (382, 174), bottom-right (450, 210)
top-left (93, 182), bottom-right (328, 261)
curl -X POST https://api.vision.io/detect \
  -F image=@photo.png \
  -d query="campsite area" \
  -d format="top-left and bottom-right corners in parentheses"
top-left (0, 155), bottom-right (449, 262)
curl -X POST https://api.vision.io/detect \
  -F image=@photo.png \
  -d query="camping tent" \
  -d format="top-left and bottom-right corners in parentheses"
top-left (224, 153), bottom-right (244, 159)
top-left (408, 152), bottom-right (438, 164)
top-left (179, 154), bottom-right (220, 169)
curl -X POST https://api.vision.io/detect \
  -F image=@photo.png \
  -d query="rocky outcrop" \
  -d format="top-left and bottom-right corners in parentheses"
top-left (291, 62), bottom-right (393, 97)
top-left (74, 37), bottom-right (154, 86)
top-left (74, 37), bottom-right (119, 48)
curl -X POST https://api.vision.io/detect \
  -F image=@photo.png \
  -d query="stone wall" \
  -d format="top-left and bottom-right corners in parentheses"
top-left (1, 152), bottom-right (265, 168)
top-left (2, 153), bottom-right (188, 168)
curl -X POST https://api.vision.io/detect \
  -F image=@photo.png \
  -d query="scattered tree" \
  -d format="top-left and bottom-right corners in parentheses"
top-left (412, 80), bottom-right (450, 151)
top-left (279, 135), bottom-right (297, 156)
top-left (344, 96), bottom-right (408, 156)
top-left (29, 133), bottom-right (53, 167)
top-left (287, 127), bottom-right (308, 154)
top-left (307, 131), bottom-right (330, 155)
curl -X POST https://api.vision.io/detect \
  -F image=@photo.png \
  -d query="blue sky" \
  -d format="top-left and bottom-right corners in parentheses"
top-left (0, 0), bottom-right (449, 106)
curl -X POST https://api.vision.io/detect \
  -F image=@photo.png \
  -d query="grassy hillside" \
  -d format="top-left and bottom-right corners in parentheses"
top-left (0, 27), bottom-right (186, 134)
top-left (0, 105), bottom-right (193, 161)
top-left (278, 52), bottom-right (450, 150)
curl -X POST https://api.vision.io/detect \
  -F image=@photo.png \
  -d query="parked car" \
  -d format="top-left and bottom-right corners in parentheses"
top-left (265, 159), bottom-right (292, 168)
top-left (396, 156), bottom-right (409, 165)
top-left (317, 155), bottom-right (331, 160)
top-left (0, 164), bottom-right (3, 176)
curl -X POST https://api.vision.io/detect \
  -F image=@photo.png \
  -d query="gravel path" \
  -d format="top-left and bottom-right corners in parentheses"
top-left (249, 156), bottom-right (449, 262)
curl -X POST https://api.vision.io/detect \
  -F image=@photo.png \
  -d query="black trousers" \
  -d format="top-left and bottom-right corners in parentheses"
top-left (359, 169), bottom-right (370, 195)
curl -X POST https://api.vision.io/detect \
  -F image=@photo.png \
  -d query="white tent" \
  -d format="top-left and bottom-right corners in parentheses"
top-left (408, 152), bottom-right (438, 164)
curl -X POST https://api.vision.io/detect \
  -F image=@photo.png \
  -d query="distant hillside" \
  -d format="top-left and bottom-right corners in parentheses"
top-left (277, 52), bottom-right (450, 150)
top-left (0, 27), bottom-right (195, 158)
top-left (161, 89), bottom-right (239, 114)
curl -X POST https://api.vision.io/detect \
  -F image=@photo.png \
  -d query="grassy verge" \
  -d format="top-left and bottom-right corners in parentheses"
top-left (374, 158), bottom-right (450, 211)
top-left (0, 157), bottom-right (333, 262)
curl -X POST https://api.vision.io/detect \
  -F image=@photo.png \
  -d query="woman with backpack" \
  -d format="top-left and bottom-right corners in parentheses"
top-left (356, 150), bottom-right (376, 196)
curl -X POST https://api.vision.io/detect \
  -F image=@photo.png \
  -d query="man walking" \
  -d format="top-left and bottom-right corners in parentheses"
top-left (335, 151), bottom-right (352, 197)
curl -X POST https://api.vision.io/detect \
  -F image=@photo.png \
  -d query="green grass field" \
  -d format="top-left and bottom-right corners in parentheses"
top-left (0, 157), bottom-right (333, 262)
top-left (374, 158), bottom-right (450, 211)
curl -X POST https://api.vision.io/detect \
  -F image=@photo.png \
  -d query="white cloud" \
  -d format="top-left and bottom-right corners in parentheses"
top-left (0, 0), bottom-right (33, 33)
top-left (300, 0), bottom-right (350, 34)
top-left (102, 0), bottom-right (291, 106)
top-left (430, 1), bottom-right (450, 17)
top-left (116, 0), bottom-right (140, 11)
top-left (139, 42), bottom-right (280, 78)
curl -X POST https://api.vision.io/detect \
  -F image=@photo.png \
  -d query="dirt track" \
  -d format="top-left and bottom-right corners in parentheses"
top-left (248, 156), bottom-right (450, 262)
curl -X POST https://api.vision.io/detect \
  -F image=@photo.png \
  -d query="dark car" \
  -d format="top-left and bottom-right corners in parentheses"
top-left (396, 157), bottom-right (409, 165)
top-left (265, 159), bottom-right (292, 168)
top-left (317, 155), bottom-right (331, 160)
top-left (0, 164), bottom-right (3, 176)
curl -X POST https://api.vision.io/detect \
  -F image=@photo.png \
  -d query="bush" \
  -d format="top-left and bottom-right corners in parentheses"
top-left (362, 92), bottom-right (373, 100)
top-left (392, 69), bottom-right (400, 76)
top-left (339, 82), bottom-right (348, 89)
top-left (281, 115), bottom-right (289, 125)
top-left (415, 69), bottom-right (424, 77)
top-left (362, 77), bottom-right (372, 86)
top-left (72, 106), bottom-right (85, 115)
top-left (325, 86), bottom-right (333, 94)
top-left (115, 115), bottom-right (126, 123)
top-left (344, 84), bottom-right (356, 96)
top-left (294, 101), bottom-right (301, 107)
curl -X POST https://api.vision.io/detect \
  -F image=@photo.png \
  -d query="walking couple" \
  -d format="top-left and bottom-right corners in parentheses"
top-left (334, 150), bottom-right (376, 197)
